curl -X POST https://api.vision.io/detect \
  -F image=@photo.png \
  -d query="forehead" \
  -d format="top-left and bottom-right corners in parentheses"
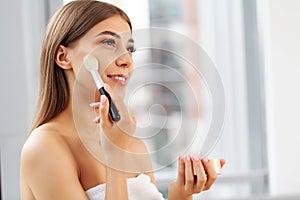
top-left (86, 15), bottom-right (132, 39)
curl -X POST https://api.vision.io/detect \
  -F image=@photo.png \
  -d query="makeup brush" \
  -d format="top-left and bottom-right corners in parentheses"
top-left (83, 54), bottom-right (121, 122)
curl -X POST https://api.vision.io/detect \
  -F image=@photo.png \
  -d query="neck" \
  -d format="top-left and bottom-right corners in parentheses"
top-left (53, 69), bottom-right (98, 136)
top-left (52, 101), bottom-right (76, 133)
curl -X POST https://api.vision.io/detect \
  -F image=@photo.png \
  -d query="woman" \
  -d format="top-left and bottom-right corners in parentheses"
top-left (20, 0), bottom-right (225, 199)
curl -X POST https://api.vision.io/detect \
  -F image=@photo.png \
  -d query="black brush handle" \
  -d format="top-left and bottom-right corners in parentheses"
top-left (99, 87), bottom-right (121, 122)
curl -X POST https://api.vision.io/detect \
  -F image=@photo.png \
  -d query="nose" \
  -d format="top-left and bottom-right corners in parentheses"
top-left (115, 51), bottom-right (132, 68)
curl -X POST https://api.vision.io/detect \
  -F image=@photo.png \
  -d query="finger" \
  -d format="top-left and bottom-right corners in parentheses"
top-left (93, 116), bottom-right (100, 124)
top-left (99, 95), bottom-right (111, 130)
top-left (184, 155), bottom-right (194, 190)
top-left (89, 102), bottom-right (101, 109)
top-left (202, 158), bottom-right (218, 190)
top-left (192, 156), bottom-right (206, 193)
top-left (90, 102), bottom-right (101, 117)
top-left (177, 156), bottom-right (185, 185)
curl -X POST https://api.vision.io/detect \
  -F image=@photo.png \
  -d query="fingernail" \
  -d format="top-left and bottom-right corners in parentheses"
top-left (89, 102), bottom-right (98, 107)
top-left (100, 95), bottom-right (107, 105)
top-left (186, 155), bottom-right (191, 161)
top-left (93, 117), bottom-right (100, 123)
top-left (192, 155), bottom-right (199, 161)
top-left (202, 157), bottom-right (209, 162)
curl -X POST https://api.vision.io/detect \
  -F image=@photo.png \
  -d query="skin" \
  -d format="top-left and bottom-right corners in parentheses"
top-left (20, 15), bottom-right (225, 200)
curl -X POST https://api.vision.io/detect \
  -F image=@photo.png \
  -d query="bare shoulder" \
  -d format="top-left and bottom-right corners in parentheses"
top-left (20, 125), bottom-right (87, 200)
top-left (20, 124), bottom-right (78, 183)
top-left (21, 124), bottom-right (77, 173)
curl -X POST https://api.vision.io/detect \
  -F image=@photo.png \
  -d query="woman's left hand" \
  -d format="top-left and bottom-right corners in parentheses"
top-left (168, 156), bottom-right (226, 200)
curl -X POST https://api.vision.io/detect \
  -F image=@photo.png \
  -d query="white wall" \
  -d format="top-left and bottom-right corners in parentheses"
top-left (0, 1), bottom-right (62, 199)
top-left (0, 0), bottom-right (29, 199)
top-left (263, 0), bottom-right (300, 196)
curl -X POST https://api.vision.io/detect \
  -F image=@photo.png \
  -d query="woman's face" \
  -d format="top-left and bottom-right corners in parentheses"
top-left (67, 15), bottom-right (134, 99)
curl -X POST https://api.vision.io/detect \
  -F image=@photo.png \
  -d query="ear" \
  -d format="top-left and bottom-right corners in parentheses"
top-left (55, 45), bottom-right (72, 69)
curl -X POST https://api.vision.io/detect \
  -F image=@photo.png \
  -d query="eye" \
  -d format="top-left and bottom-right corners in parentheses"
top-left (127, 46), bottom-right (136, 53)
top-left (101, 38), bottom-right (117, 48)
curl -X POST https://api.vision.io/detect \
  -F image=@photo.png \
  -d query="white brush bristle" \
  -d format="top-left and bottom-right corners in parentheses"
top-left (83, 54), bottom-right (98, 71)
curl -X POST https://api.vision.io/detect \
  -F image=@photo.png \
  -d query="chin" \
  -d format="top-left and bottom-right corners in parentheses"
top-left (111, 83), bottom-right (127, 100)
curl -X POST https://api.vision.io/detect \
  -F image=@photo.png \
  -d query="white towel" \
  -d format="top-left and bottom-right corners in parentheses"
top-left (86, 174), bottom-right (165, 200)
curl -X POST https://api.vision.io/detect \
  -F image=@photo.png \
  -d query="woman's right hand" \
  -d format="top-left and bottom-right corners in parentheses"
top-left (90, 84), bottom-right (138, 172)
top-left (90, 84), bottom-right (136, 151)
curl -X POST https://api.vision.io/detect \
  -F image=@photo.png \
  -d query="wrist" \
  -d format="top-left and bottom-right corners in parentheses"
top-left (101, 148), bottom-right (140, 174)
top-left (168, 183), bottom-right (192, 200)
top-left (168, 192), bottom-right (192, 200)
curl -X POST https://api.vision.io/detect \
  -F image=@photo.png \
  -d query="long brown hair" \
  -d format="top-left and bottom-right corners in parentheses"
top-left (29, 0), bottom-right (132, 133)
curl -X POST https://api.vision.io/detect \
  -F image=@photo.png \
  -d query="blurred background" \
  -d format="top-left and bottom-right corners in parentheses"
top-left (0, 0), bottom-right (300, 199)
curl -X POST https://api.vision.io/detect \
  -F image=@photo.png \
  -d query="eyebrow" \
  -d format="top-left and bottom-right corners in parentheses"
top-left (96, 31), bottom-right (134, 43)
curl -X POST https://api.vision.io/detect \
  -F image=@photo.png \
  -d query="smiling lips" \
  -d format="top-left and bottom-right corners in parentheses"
top-left (107, 74), bottom-right (129, 86)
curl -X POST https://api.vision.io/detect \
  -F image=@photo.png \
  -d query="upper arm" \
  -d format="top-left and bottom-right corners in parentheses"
top-left (20, 132), bottom-right (88, 200)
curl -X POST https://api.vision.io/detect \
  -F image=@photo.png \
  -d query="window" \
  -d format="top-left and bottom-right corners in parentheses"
top-left (146, 0), bottom-right (268, 198)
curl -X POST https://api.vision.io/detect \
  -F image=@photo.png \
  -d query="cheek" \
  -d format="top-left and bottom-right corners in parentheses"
top-left (99, 66), bottom-right (112, 84)
top-left (70, 54), bottom-right (85, 76)
top-left (72, 54), bottom-right (97, 92)
top-left (68, 45), bottom-right (92, 76)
